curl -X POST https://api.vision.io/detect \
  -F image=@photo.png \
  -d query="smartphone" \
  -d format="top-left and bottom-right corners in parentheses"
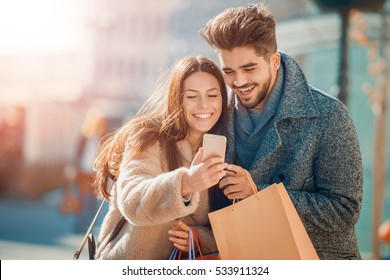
top-left (202, 134), bottom-right (227, 162)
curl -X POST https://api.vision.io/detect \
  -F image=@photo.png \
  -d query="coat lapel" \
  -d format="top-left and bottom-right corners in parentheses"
top-left (225, 92), bottom-right (237, 164)
top-left (227, 52), bottom-right (320, 169)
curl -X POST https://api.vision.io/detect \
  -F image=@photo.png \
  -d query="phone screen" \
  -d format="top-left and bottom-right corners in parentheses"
top-left (202, 134), bottom-right (227, 162)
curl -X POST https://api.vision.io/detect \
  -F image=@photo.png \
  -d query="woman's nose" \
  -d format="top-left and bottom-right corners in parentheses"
top-left (198, 96), bottom-right (209, 108)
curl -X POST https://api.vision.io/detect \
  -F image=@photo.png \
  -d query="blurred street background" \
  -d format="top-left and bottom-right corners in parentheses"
top-left (0, 187), bottom-right (105, 260)
top-left (0, 0), bottom-right (390, 260)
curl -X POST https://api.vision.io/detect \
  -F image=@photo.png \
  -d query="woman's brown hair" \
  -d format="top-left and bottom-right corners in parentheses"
top-left (93, 55), bottom-right (228, 200)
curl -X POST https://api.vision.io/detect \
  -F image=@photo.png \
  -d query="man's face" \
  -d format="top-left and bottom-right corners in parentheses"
top-left (218, 46), bottom-right (280, 110)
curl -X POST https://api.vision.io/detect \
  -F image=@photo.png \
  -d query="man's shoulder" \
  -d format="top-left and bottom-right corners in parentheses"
top-left (310, 86), bottom-right (346, 111)
top-left (308, 86), bottom-right (354, 126)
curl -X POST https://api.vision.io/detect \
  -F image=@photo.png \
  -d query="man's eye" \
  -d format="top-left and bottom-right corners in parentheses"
top-left (245, 68), bottom-right (255, 72)
top-left (223, 71), bottom-right (233, 75)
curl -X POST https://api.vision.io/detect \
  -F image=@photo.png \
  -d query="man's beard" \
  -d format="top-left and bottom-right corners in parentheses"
top-left (236, 80), bottom-right (271, 110)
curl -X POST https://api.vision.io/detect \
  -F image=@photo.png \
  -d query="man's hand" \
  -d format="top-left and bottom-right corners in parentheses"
top-left (219, 164), bottom-right (257, 200)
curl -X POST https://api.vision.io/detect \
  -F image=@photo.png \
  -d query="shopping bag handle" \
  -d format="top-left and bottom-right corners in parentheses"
top-left (232, 171), bottom-right (258, 204)
top-left (190, 227), bottom-right (214, 259)
top-left (168, 227), bottom-right (214, 260)
top-left (246, 171), bottom-right (258, 194)
top-left (169, 228), bottom-right (195, 260)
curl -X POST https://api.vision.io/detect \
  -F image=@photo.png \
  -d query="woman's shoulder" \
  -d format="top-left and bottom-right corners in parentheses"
top-left (176, 140), bottom-right (193, 166)
top-left (121, 141), bottom-right (163, 173)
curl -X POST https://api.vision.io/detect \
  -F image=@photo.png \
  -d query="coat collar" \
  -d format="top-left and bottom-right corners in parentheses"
top-left (276, 51), bottom-right (319, 120)
top-left (225, 52), bottom-right (320, 165)
top-left (229, 52), bottom-right (319, 120)
top-left (177, 140), bottom-right (194, 166)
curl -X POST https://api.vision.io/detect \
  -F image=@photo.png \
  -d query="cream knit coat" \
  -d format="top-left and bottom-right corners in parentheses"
top-left (95, 140), bottom-right (217, 259)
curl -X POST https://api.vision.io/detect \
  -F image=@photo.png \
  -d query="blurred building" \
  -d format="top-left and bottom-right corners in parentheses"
top-left (0, 49), bottom-right (91, 195)
top-left (85, 0), bottom-right (181, 104)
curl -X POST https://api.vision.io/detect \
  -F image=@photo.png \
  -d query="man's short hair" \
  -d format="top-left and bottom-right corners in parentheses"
top-left (200, 3), bottom-right (277, 57)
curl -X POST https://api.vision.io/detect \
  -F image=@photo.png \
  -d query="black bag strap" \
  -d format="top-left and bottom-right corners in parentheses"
top-left (74, 179), bottom-right (124, 259)
top-left (106, 216), bottom-right (127, 244)
top-left (87, 234), bottom-right (96, 260)
top-left (73, 196), bottom-right (107, 260)
top-left (86, 216), bottom-right (127, 260)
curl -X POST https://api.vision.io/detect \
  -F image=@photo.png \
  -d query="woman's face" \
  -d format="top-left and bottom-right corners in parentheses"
top-left (182, 71), bottom-right (223, 141)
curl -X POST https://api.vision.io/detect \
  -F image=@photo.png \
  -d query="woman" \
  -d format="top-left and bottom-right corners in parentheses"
top-left (93, 55), bottom-right (228, 259)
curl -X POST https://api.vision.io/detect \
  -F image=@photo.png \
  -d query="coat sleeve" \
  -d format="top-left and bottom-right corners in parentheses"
top-left (115, 143), bottom-right (201, 226)
top-left (289, 101), bottom-right (363, 232)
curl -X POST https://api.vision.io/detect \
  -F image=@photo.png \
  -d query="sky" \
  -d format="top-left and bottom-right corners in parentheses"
top-left (0, 0), bottom-right (86, 55)
top-left (0, 0), bottom-right (90, 105)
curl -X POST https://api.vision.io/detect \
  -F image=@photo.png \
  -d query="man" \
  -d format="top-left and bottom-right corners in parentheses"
top-left (200, 3), bottom-right (363, 259)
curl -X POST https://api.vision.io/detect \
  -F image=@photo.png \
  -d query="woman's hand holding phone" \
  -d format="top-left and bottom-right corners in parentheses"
top-left (181, 148), bottom-right (227, 196)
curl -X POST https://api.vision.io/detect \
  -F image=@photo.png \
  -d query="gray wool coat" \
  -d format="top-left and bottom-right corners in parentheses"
top-left (224, 52), bottom-right (363, 260)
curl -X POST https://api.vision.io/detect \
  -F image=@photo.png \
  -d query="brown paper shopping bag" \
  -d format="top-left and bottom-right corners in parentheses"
top-left (208, 182), bottom-right (319, 260)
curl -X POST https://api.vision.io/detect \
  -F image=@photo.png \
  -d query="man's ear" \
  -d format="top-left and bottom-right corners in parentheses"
top-left (272, 52), bottom-right (281, 70)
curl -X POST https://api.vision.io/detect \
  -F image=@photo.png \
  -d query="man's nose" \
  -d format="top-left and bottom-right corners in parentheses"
top-left (233, 74), bottom-right (247, 88)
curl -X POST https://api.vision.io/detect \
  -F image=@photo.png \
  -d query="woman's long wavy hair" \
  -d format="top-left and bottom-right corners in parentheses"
top-left (93, 55), bottom-right (228, 200)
